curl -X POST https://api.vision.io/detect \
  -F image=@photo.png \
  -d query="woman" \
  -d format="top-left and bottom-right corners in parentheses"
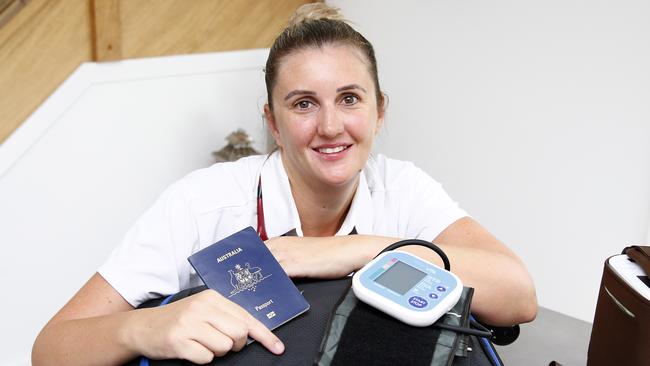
top-left (32, 4), bottom-right (536, 365)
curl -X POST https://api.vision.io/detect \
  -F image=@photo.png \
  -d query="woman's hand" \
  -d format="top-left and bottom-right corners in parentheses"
top-left (265, 235), bottom-right (395, 278)
top-left (32, 274), bottom-right (284, 366)
top-left (129, 289), bottom-right (284, 364)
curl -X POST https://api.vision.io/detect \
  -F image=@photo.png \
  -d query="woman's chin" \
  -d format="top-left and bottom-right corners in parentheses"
top-left (316, 171), bottom-right (359, 188)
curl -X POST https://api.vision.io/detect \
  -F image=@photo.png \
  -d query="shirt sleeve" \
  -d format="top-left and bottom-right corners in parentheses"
top-left (98, 180), bottom-right (199, 307)
top-left (405, 166), bottom-right (469, 242)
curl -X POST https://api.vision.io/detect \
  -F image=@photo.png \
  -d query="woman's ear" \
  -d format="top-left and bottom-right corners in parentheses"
top-left (264, 104), bottom-right (282, 147)
top-left (376, 93), bottom-right (387, 133)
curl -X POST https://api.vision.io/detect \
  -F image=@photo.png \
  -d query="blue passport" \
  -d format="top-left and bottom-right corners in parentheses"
top-left (188, 226), bottom-right (310, 334)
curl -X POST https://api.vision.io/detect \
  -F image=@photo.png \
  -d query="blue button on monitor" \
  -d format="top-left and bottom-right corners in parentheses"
top-left (408, 296), bottom-right (428, 308)
top-left (436, 285), bottom-right (446, 292)
top-left (428, 293), bottom-right (439, 299)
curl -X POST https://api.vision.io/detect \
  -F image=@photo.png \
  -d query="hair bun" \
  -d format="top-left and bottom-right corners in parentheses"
top-left (289, 3), bottom-right (345, 26)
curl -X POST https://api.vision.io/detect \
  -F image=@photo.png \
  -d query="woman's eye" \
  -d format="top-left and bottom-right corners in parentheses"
top-left (296, 100), bottom-right (312, 109)
top-left (342, 95), bottom-right (358, 105)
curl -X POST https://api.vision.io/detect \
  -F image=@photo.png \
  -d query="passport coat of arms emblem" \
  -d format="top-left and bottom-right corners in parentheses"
top-left (228, 263), bottom-right (271, 297)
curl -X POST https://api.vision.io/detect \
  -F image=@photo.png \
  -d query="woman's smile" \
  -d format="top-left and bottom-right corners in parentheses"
top-left (312, 143), bottom-right (353, 160)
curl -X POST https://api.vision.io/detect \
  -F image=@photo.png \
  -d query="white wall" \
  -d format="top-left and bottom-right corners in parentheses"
top-left (2, 4), bottom-right (650, 364)
top-left (0, 49), bottom-right (270, 366)
top-left (330, 0), bottom-right (650, 322)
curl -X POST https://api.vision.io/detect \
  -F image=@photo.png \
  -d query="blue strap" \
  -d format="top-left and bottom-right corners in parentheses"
top-left (138, 356), bottom-right (150, 366)
top-left (159, 294), bottom-right (174, 306)
top-left (469, 314), bottom-right (503, 366)
top-left (479, 337), bottom-right (503, 366)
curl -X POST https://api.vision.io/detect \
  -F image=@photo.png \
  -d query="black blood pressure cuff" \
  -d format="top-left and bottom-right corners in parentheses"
top-left (127, 280), bottom-right (492, 366)
top-left (128, 278), bottom-right (353, 366)
top-left (316, 286), bottom-right (475, 366)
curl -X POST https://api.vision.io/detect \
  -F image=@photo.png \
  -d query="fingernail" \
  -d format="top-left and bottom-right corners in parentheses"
top-left (274, 341), bottom-right (285, 354)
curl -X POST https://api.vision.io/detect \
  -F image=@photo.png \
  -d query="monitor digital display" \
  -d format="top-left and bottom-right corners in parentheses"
top-left (374, 260), bottom-right (427, 295)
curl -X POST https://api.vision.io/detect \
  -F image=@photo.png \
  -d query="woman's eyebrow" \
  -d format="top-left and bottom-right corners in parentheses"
top-left (336, 84), bottom-right (367, 93)
top-left (284, 90), bottom-right (316, 100)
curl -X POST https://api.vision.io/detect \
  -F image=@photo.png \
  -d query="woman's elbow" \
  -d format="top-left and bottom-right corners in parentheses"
top-left (31, 326), bottom-right (49, 366)
top-left (516, 293), bottom-right (538, 324)
top-left (485, 277), bottom-right (538, 326)
top-left (511, 282), bottom-right (538, 324)
top-left (474, 283), bottom-right (537, 326)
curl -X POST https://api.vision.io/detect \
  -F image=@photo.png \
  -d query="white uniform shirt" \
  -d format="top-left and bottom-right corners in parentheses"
top-left (98, 151), bottom-right (467, 307)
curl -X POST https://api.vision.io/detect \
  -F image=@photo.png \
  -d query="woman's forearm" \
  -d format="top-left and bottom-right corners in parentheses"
top-left (32, 310), bottom-right (140, 366)
top-left (400, 242), bottom-right (537, 325)
top-left (270, 220), bottom-right (537, 325)
top-left (348, 234), bottom-right (536, 325)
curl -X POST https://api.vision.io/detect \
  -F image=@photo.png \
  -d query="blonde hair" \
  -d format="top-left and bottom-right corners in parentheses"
top-left (287, 3), bottom-right (345, 26)
top-left (264, 3), bottom-right (383, 110)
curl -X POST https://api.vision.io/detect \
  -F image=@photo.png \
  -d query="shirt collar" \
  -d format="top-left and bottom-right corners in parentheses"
top-left (260, 150), bottom-right (374, 237)
top-left (260, 151), bottom-right (302, 238)
top-left (336, 170), bottom-right (373, 235)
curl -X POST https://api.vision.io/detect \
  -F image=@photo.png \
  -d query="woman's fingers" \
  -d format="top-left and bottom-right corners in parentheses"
top-left (177, 339), bottom-right (215, 365)
top-left (202, 310), bottom-right (249, 352)
top-left (195, 290), bottom-right (284, 355)
top-left (191, 323), bottom-right (236, 357)
top-left (265, 236), bottom-right (356, 279)
top-left (243, 312), bottom-right (285, 355)
top-left (137, 290), bottom-right (284, 361)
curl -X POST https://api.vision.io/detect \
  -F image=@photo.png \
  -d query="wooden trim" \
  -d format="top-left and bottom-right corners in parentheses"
top-left (0, 0), bottom-right (93, 144)
top-left (0, 0), bottom-right (29, 29)
top-left (91, 0), bottom-right (121, 61)
top-left (0, 0), bottom-right (313, 144)
top-left (119, 0), bottom-right (313, 58)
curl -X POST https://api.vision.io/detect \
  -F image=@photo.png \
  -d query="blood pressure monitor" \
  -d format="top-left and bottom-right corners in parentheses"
top-left (352, 250), bottom-right (463, 327)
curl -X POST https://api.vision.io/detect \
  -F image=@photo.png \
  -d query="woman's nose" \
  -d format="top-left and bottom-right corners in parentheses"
top-left (317, 105), bottom-right (344, 138)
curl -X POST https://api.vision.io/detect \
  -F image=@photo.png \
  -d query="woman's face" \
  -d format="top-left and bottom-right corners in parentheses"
top-left (265, 44), bottom-right (384, 189)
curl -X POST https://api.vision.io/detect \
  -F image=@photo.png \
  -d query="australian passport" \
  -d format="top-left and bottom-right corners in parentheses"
top-left (187, 226), bottom-right (310, 336)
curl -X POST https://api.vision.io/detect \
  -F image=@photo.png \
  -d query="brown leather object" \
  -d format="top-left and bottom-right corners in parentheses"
top-left (587, 246), bottom-right (650, 366)
top-left (626, 246), bottom-right (650, 275)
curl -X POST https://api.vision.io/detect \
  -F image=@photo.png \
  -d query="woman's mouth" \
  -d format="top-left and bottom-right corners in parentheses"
top-left (317, 145), bottom-right (349, 154)
top-left (313, 144), bottom-right (353, 159)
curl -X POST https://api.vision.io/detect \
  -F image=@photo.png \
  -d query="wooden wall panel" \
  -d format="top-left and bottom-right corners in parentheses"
top-left (0, 0), bottom-right (314, 144)
top-left (92, 0), bottom-right (121, 61)
top-left (119, 0), bottom-right (311, 58)
top-left (0, 0), bottom-right (93, 144)
top-left (0, 0), bottom-right (29, 29)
